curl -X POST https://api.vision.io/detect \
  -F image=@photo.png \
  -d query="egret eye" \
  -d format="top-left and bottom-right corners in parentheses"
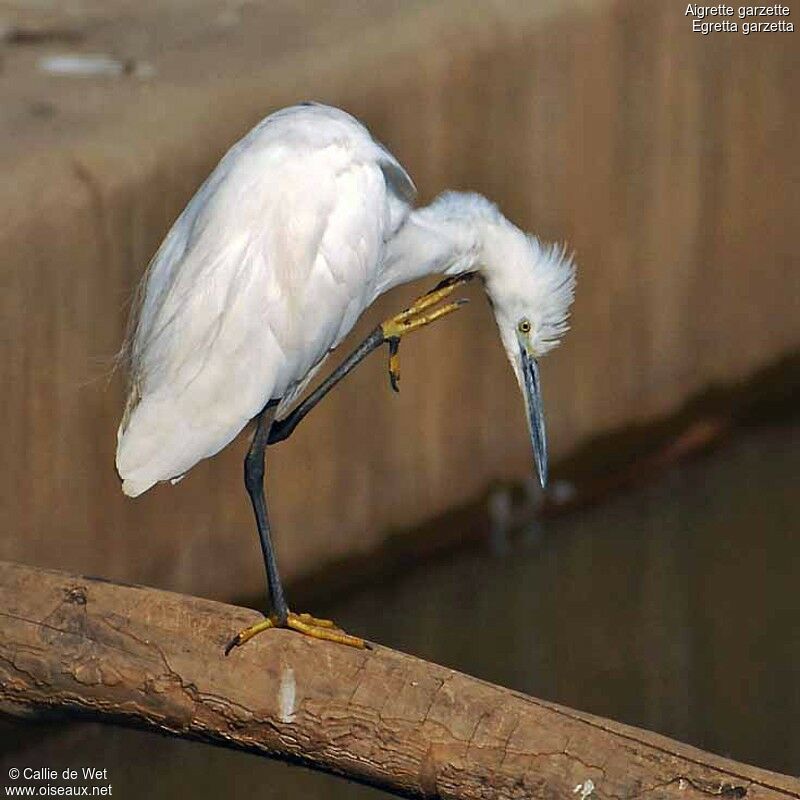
top-left (518, 319), bottom-right (531, 335)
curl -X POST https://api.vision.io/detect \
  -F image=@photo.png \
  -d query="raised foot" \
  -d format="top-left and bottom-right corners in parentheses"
top-left (380, 273), bottom-right (474, 392)
top-left (224, 611), bottom-right (367, 655)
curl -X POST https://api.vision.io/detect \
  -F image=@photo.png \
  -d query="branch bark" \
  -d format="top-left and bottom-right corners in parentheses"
top-left (0, 561), bottom-right (797, 799)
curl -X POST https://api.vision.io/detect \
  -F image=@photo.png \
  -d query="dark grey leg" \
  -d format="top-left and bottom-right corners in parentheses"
top-left (243, 403), bottom-right (288, 625)
top-left (268, 327), bottom-right (385, 445)
top-left (268, 272), bottom-right (473, 445)
top-left (225, 277), bottom-right (471, 654)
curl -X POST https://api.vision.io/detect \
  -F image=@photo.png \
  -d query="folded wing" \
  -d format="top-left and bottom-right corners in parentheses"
top-left (116, 104), bottom-right (414, 496)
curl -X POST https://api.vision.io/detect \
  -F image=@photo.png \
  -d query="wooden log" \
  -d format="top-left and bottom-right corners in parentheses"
top-left (0, 561), bottom-right (797, 799)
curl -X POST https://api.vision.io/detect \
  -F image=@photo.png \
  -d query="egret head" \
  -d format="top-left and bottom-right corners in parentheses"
top-left (387, 190), bottom-right (576, 488)
top-left (477, 211), bottom-right (576, 489)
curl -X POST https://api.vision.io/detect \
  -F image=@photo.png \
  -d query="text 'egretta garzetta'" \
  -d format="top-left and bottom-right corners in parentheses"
top-left (116, 103), bottom-right (576, 651)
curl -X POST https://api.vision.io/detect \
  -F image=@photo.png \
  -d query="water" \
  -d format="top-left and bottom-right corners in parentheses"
top-left (2, 424), bottom-right (798, 794)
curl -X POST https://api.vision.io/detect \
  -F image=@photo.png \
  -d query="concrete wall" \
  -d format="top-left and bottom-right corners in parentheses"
top-left (1, 0), bottom-right (797, 600)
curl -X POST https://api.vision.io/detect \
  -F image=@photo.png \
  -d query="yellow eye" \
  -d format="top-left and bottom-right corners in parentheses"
top-left (517, 319), bottom-right (531, 334)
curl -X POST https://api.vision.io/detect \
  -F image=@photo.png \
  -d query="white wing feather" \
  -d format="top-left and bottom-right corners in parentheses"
top-left (116, 104), bottom-right (414, 496)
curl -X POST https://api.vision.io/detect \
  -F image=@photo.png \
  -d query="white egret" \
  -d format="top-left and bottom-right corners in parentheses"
top-left (116, 103), bottom-right (576, 651)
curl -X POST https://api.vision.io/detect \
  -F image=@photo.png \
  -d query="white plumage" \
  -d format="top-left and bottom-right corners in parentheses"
top-left (117, 104), bottom-right (415, 496)
top-left (117, 102), bottom-right (575, 498)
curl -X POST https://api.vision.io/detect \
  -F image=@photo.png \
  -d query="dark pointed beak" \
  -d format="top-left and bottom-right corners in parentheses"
top-left (520, 345), bottom-right (548, 489)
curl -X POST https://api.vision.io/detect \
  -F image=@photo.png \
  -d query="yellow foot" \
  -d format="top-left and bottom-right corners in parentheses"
top-left (380, 273), bottom-right (474, 391)
top-left (224, 611), bottom-right (367, 655)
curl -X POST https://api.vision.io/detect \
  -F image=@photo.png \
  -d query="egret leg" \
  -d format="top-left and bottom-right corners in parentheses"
top-left (268, 272), bottom-right (474, 444)
top-left (228, 274), bottom-right (473, 653)
top-left (243, 405), bottom-right (288, 623)
top-left (225, 406), bottom-right (366, 653)
top-left (268, 328), bottom-right (385, 445)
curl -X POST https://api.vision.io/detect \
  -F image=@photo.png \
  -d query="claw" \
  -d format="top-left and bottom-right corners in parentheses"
top-left (295, 612), bottom-right (337, 628)
top-left (225, 617), bottom-right (275, 655)
top-left (286, 615), bottom-right (366, 648)
top-left (388, 338), bottom-right (401, 392)
top-left (393, 280), bottom-right (462, 320)
top-left (379, 282), bottom-right (469, 391)
top-left (224, 611), bottom-right (365, 655)
top-left (429, 272), bottom-right (477, 294)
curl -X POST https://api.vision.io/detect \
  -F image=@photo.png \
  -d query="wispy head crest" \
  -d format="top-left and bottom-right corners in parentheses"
top-left (526, 235), bottom-right (577, 353)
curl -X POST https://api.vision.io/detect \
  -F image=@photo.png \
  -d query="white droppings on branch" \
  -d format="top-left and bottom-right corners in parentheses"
top-left (278, 666), bottom-right (296, 724)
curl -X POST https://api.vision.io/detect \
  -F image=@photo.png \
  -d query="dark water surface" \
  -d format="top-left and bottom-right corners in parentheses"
top-left (2, 424), bottom-right (798, 795)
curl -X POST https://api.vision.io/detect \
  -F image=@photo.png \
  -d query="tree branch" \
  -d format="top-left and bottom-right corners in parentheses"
top-left (0, 561), bottom-right (797, 799)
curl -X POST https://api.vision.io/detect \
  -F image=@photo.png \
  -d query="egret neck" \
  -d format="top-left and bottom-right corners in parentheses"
top-left (378, 191), bottom-right (576, 488)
